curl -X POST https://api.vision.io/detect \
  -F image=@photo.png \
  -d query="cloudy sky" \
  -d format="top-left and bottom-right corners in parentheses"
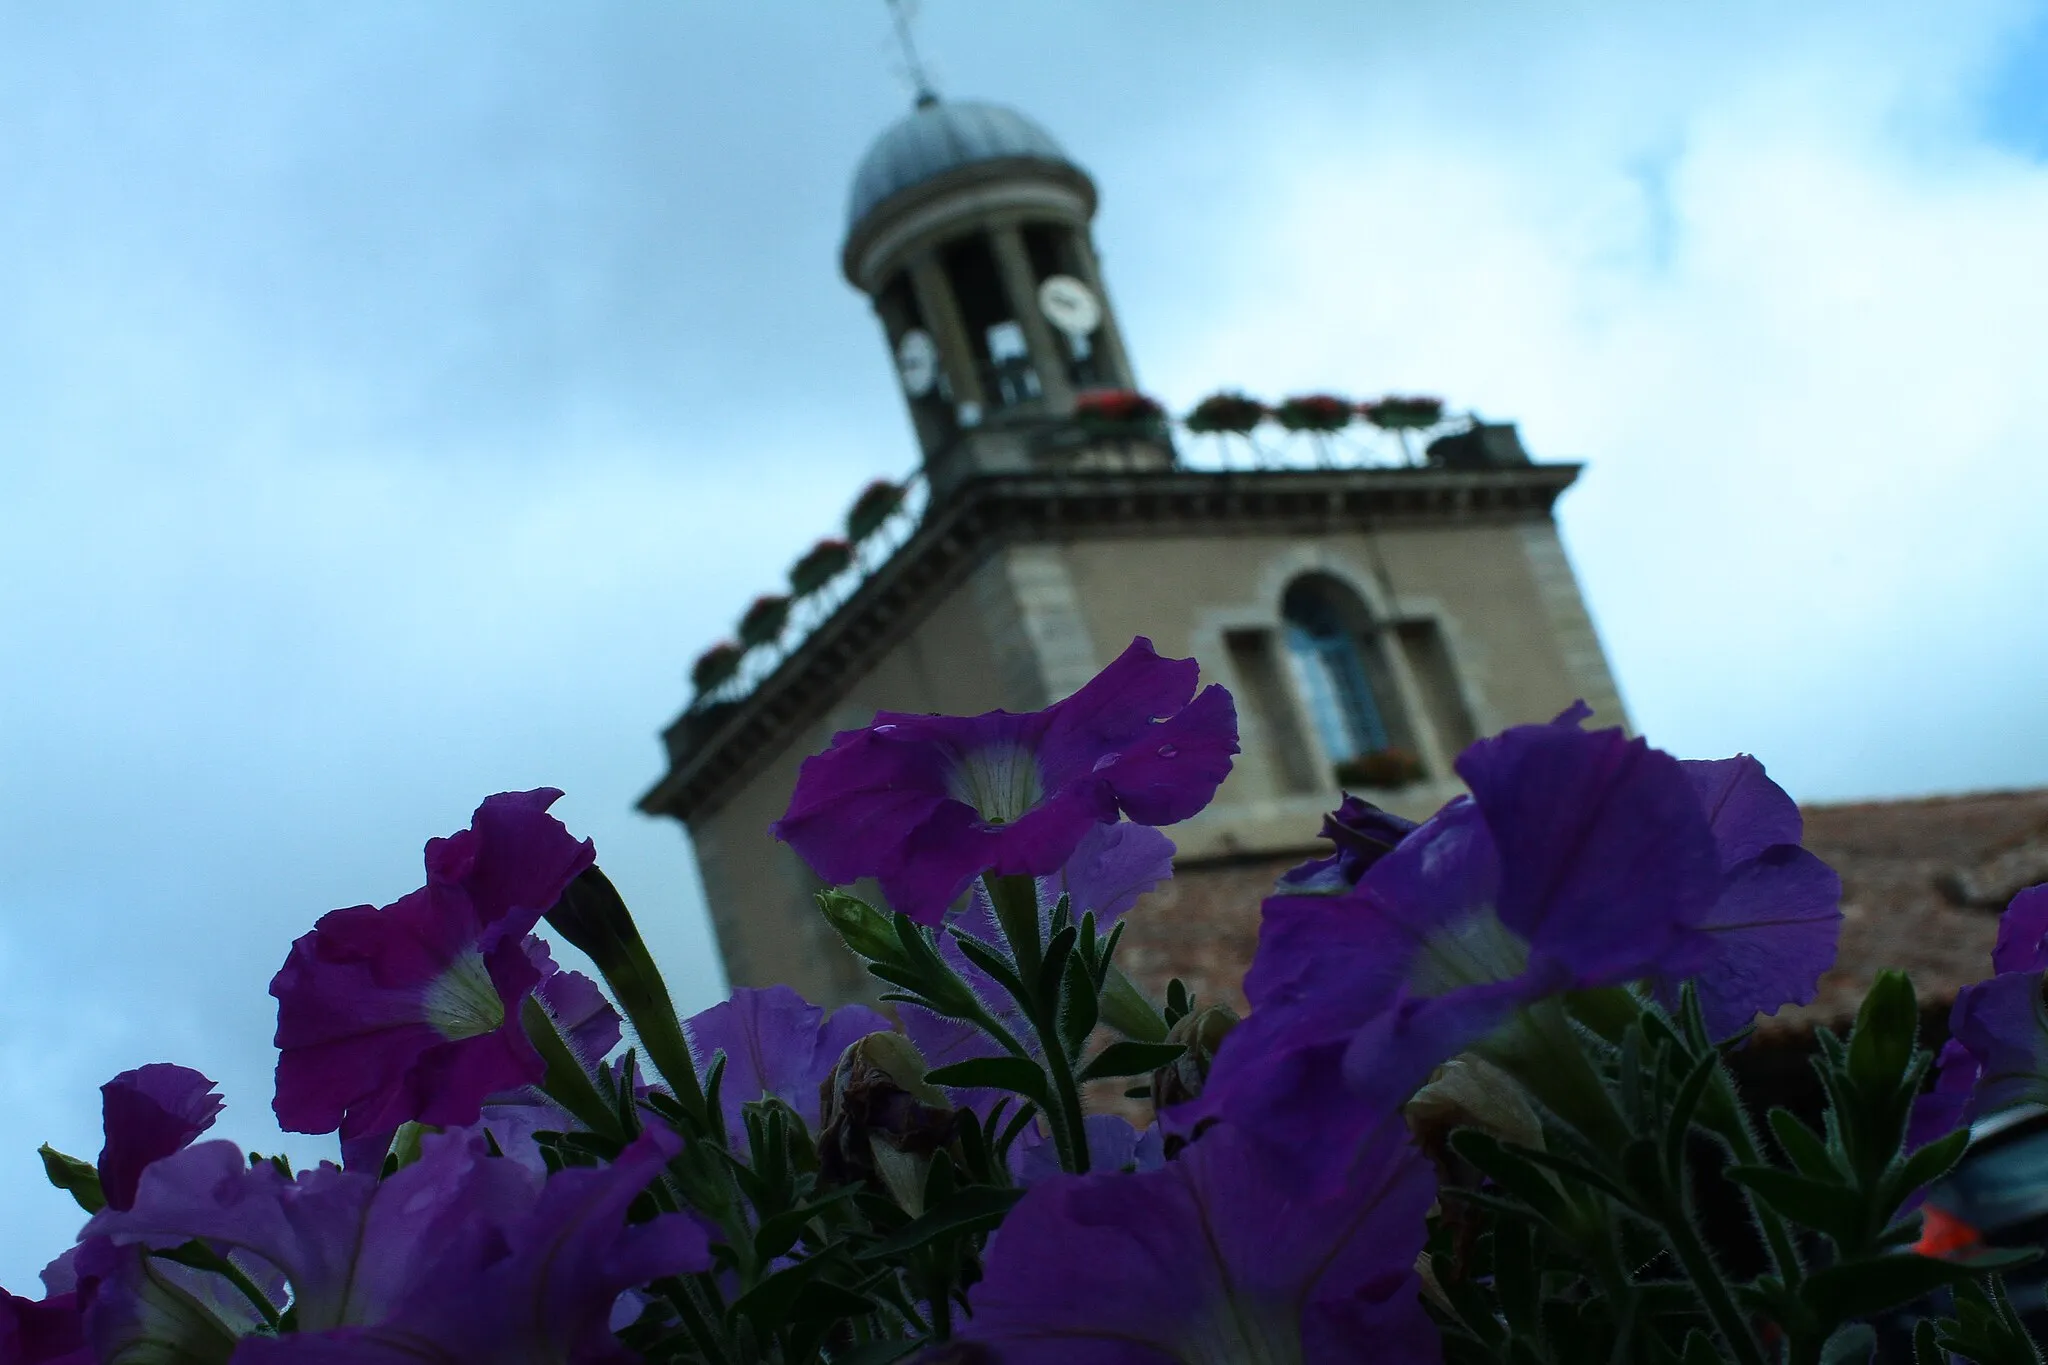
top-left (4, 0), bottom-right (2046, 1284)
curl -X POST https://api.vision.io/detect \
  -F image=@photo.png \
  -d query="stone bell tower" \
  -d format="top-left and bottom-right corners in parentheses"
top-left (841, 94), bottom-right (1169, 496)
top-left (640, 92), bottom-right (1629, 1010)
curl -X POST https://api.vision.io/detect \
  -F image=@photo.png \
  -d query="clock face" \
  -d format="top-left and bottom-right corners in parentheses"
top-left (896, 329), bottom-right (938, 396)
top-left (1037, 274), bottom-right (1102, 337)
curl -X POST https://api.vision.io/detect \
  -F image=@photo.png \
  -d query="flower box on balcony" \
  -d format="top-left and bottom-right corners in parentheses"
top-left (1360, 395), bottom-right (1446, 431)
top-left (690, 641), bottom-right (743, 694)
top-left (1334, 747), bottom-right (1426, 791)
top-left (1275, 394), bottom-right (1354, 433)
top-left (737, 595), bottom-right (792, 649)
top-left (1184, 391), bottom-right (1268, 435)
top-left (789, 539), bottom-right (854, 597)
top-left (845, 480), bottom-right (906, 543)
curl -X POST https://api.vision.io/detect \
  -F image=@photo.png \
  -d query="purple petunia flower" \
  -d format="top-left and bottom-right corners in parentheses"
top-left (1659, 756), bottom-right (1843, 1039)
top-left (1931, 884), bottom-right (2048, 1125)
top-left (1007, 1115), bottom-right (1163, 1186)
top-left (959, 1098), bottom-right (1437, 1362)
top-left (72, 1237), bottom-right (272, 1365)
top-left (97, 1064), bottom-right (225, 1212)
top-left (684, 985), bottom-right (890, 1141)
top-left (270, 789), bottom-right (596, 1143)
top-left (86, 1125), bottom-right (708, 1363)
top-left (0, 1288), bottom-right (88, 1365)
top-left (1273, 794), bottom-right (1419, 896)
top-left (772, 638), bottom-right (1237, 924)
top-left (1188, 710), bottom-right (1820, 1131)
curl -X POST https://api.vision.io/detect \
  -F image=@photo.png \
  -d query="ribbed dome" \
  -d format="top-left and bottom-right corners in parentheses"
top-left (847, 98), bottom-right (1075, 232)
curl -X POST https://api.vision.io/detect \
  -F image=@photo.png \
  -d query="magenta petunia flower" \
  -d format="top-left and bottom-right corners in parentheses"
top-left (959, 1094), bottom-right (1436, 1362)
top-left (97, 1064), bottom-right (224, 1212)
top-left (269, 789), bottom-right (596, 1142)
top-left (683, 985), bottom-right (890, 1141)
top-left (772, 638), bottom-right (1237, 923)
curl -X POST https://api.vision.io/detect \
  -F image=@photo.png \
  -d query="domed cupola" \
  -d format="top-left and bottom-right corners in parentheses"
top-left (841, 94), bottom-right (1151, 492)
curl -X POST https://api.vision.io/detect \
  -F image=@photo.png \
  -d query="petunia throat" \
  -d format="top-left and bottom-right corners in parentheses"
top-left (422, 948), bottom-right (506, 1041)
top-left (946, 740), bottom-right (1043, 825)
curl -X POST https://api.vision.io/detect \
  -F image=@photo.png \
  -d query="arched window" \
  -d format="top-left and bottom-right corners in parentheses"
top-left (1281, 575), bottom-right (1407, 762)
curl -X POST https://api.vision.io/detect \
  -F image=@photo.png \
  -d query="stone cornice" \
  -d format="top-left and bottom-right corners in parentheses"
top-left (639, 462), bottom-right (1582, 823)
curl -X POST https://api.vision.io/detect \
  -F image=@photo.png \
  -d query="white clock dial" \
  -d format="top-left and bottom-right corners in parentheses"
top-left (1037, 275), bottom-right (1102, 337)
top-left (896, 328), bottom-right (939, 397)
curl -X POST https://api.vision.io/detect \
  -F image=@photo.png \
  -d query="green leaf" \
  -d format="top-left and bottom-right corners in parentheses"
top-left (38, 1144), bottom-right (104, 1214)
top-left (950, 933), bottom-right (1032, 1009)
top-left (1680, 1329), bottom-right (1722, 1365)
top-left (1767, 1107), bottom-right (1838, 1180)
top-left (829, 1342), bottom-right (921, 1365)
top-left (1058, 953), bottom-right (1099, 1056)
top-left (1882, 1128), bottom-right (1970, 1215)
top-left (1819, 1323), bottom-right (1877, 1365)
top-left (1800, 1251), bottom-right (2032, 1326)
top-left (1492, 1220), bottom-right (1542, 1341)
top-left (1725, 1166), bottom-right (1865, 1243)
top-left (925, 1056), bottom-right (1050, 1107)
top-left (752, 1186), bottom-right (860, 1262)
top-left (854, 1185), bottom-right (1027, 1261)
top-left (1447, 1131), bottom-right (1574, 1229)
top-left (1077, 1041), bottom-right (1184, 1082)
top-left (1846, 971), bottom-right (1919, 1096)
top-left (1038, 925), bottom-right (1078, 1012)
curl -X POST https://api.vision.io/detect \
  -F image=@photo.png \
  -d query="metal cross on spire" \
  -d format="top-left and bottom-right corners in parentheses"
top-left (885, 0), bottom-right (939, 107)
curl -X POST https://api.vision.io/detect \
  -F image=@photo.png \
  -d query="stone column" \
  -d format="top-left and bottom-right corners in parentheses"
top-left (988, 222), bottom-right (1074, 412)
top-left (1067, 230), bottom-right (1136, 391)
top-left (907, 251), bottom-right (985, 412)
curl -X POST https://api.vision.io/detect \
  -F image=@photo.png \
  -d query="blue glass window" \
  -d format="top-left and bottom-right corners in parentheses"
top-left (1283, 578), bottom-right (1393, 761)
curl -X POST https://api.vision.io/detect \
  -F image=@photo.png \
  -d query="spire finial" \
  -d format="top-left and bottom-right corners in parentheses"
top-left (885, 0), bottom-right (939, 107)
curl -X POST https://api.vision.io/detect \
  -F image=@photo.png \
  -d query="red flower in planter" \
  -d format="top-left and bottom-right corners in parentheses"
top-left (1074, 389), bottom-right (1166, 426)
top-left (1275, 394), bottom-right (1354, 433)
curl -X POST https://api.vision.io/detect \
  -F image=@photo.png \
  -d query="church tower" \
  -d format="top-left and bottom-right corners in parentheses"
top-left (640, 93), bottom-right (1629, 1010)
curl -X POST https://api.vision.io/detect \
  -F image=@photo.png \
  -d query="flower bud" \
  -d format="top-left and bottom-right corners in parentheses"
top-left (1404, 1054), bottom-right (1545, 1163)
top-left (816, 1032), bottom-right (959, 1216)
top-left (816, 888), bottom-right (900, 963)
top-left (1275, 795), bottom-right (1418, 894)
top-left (542, 866), bottom-right (706, 1116)
top-left (1150, 1003), bottom-right (1240, 1112)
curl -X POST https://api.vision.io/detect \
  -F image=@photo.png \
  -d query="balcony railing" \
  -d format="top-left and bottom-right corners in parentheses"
top-left (683, 415), bottom-right (1493, 716)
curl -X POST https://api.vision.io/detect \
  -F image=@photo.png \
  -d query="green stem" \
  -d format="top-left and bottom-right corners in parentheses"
top-left (1036, 1014), bottom-right (1091, 1174)
top-left (983, 874), bottom-right (1043, 985)
top-left (521, 995), bottom-right (622, 1138)
top-left (982, 873), bottom-right (1090, 1172)
top-left (1706, 1070), bottom-right (1803, 1289)
top-left (1488, 1000), bottom-right (1632, 1156)
top-left (1660, 1193), bottom-right (1769, 1365)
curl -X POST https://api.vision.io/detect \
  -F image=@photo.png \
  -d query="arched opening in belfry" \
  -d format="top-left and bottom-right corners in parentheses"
top-left (1281, 573), bottom-right (1412, 764)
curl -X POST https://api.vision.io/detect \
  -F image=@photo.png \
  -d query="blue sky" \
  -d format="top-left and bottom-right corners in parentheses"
top-left (4, 1), bottom-right (2047, 1287)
